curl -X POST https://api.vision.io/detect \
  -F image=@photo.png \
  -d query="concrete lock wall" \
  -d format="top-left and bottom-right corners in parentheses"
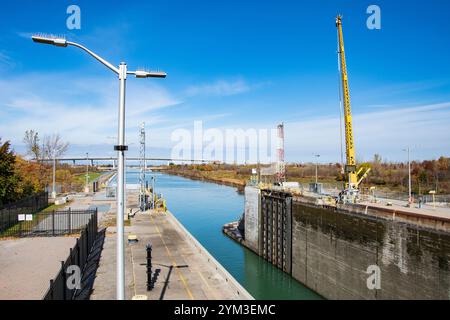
top-left (291, 201), bottom-right (450, 300)
top-left (244, 186), bottom-right (261, 253)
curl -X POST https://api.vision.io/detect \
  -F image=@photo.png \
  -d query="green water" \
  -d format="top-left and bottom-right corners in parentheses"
top-left (127, 171), bottom-right (321, 299)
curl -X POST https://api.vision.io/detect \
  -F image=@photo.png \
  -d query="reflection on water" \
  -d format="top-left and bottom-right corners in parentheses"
top-left (124, 170), bottom-right (321, 300)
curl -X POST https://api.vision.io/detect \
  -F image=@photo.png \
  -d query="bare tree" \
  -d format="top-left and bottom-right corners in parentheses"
top-left (42, 134), bottom-right (69, 159)
top-left (23, 130), bottom-right (41, 159)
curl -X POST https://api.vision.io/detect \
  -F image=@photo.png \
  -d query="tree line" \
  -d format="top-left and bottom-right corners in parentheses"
top-left (0, 130), bottom-right (83, 206)
top-left (167, 153), bottom-right (450, 195)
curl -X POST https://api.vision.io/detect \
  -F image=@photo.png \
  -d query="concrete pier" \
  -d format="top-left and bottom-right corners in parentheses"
top-left (91, 193), bottom-right (252, 300)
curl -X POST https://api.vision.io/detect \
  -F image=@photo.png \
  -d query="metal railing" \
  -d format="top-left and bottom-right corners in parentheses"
top-left (0, 208), bottom-right (96, 238)
top-left (0, 192), bottom-right (48, 235)
top-left (369, 191), bottom-right (450, 204)
top-left (43, 210), bottom-right (98, 300)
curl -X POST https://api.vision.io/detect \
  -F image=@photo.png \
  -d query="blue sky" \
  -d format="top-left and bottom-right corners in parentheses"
top-left (1, 0), bottom-right (450, 163)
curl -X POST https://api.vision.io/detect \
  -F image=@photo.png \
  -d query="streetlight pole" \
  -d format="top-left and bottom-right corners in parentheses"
top-left (32, 35), bottom-right (166, 300)
top-left (403, 147), bottom-right (412, 207)
top-left (152, 176), bottom-right (156, 209)
top-left (85, 152), bottom-right (89, 193)
top-left (52, 153), bottom-right (56, 199)
top-left (115, 62), bottom-right (128, 299)
top-left (314, 154), bottom-right (320, 185)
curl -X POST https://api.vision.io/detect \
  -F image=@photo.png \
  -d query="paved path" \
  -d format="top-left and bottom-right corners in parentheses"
top-left (360, 198), bottom-right (450, 221)
top-left (0, 237), bottom-right (76, 299)
top-left (0, 191), bottom-right (105, 300)
top-left (91, 208), bottom-right (251, 300)
top-left (310, 188), bottom-right (450, 221)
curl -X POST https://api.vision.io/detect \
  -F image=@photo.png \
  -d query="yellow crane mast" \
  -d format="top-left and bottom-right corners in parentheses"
top-left (336, 15), bottom-right (358, 192)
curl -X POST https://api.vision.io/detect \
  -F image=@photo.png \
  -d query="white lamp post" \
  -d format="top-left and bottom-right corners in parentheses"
top-left (314, 154), bottom-right (320, 185)
top-left (403, 147), bottom-right (412, 207)
top-left (32, 34), bottom-right (166, 300)
top-left (152, 176), bottom-right (156, 209)
top-left (52, 153), bottom-right (56, 199)
top-left (85, 152), bottom-right (89, 193)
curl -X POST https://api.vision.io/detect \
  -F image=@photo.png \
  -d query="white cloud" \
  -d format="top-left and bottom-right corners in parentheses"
top-left (0, 72), bottom-right (180, 152)
top-left (283, 102), bottom-right (450, 162)
top-left (134, 101), bottom-right (450, 163)
top-left (2, 69), bottom-right (449, 163)
top-left (184, 79), bottom-right (251, 97)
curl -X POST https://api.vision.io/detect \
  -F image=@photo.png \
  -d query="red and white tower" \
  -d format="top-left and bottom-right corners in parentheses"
top-left (276, 123), bottom-right (286, 183)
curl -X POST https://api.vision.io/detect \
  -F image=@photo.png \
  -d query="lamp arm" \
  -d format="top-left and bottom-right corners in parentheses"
top-left (67, 41), bottom-right (119, 74)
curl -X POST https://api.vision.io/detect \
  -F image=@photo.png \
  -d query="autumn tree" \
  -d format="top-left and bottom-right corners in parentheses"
top-left (14, 156), bottom-right (47, 195)
top-left (0, 139), bottom-right (20, 205)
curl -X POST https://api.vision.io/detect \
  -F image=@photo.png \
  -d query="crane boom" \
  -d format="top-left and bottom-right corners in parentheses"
top-left (336, 15), bottom-right (358, 188)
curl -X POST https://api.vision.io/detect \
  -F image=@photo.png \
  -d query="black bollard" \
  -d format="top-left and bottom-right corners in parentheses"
top-left (146, 244), bottom-right (153, 291)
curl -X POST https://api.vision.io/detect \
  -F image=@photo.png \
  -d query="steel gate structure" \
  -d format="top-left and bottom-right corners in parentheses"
top-left (260, 190), bottom-right (293, 274)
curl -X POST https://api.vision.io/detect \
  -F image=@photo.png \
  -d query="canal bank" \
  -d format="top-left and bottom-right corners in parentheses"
top-left (127, 171), bottom-right (322, 300)
top-left (159, 168), bottom-right (246, 193)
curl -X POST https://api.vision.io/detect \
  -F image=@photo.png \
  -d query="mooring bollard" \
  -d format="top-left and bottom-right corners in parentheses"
top-left (146, 244), bottom-right (153, 291)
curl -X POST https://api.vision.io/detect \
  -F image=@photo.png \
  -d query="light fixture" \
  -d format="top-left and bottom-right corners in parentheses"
top-left (133, 70), bottom-right (167, 78)
top-left (32, 34), bottom-right (67, 47)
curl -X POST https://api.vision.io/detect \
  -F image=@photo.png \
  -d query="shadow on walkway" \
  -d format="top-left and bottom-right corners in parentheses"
top-left (155, 263), bottom-right (189, 300)
top-left (74, 228), bottom-right (106, 300)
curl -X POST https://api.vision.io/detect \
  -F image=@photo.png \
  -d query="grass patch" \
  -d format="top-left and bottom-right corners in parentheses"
top-left (40, 200), bottom-right (72, 213)
top-left (0, 210), bottom-right (53, 237)
top-left (0, 200), bottom-right (74, 237)
top-left (73, 172), bottom-right (102, 185)
top-left (101, 215), bottom-right (132, 228)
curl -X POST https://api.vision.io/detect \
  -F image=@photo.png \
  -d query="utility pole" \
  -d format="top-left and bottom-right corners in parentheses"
top-left (315, 154), bottom-right (320, 185)
top-left (139, 122), bottom-right (146, 211)
top-left (407, 147), bottom-right (412, 206)
top-left (403, 147), bottom-right (412, 206)
top-left (85, 152), bottom-right (89, 193)
top-left (152, 176), bottom-right (156, 209)
top-left (52, 153), bottom-right (56, 199)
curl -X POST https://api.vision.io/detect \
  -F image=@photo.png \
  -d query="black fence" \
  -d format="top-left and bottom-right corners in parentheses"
top-left (0, 192), bottom-right (48, 235)
top-left (43, 210), bottom-right (98, 300)
top-left (0, 208), bottom-right (96, 238)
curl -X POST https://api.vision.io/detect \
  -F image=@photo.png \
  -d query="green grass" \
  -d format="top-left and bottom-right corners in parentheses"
top-left (73, 172), bottom-right (102, 184)
top-left (0, 209), bottom-right (50, 237)
top-left (0, 201), bottom-right (73, 237)
top-left (40, 200), bottom-right (72, 213)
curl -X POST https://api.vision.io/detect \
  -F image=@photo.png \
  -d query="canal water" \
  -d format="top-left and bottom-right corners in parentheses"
top-left (125, 171), bottom-right (321, 300)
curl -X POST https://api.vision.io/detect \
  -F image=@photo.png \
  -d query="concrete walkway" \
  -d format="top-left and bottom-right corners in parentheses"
top-left (360, 198), bottom-right (450, 220)
top-left (0, 191), bottom-right (106, 300)
top-left (0, 237), bottom-right (76, 299)
top-left (91, 208), bottom-right (251, 300)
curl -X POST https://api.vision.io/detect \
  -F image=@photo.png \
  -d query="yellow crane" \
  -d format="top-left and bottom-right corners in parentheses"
top-left (336, 15), bottom-right (370, 200)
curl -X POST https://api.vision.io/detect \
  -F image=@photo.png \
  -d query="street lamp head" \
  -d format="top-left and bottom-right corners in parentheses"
top-left (134, 70), bottom-right (167, 78)
top-left (32, 34), bottom-right (67, 47)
